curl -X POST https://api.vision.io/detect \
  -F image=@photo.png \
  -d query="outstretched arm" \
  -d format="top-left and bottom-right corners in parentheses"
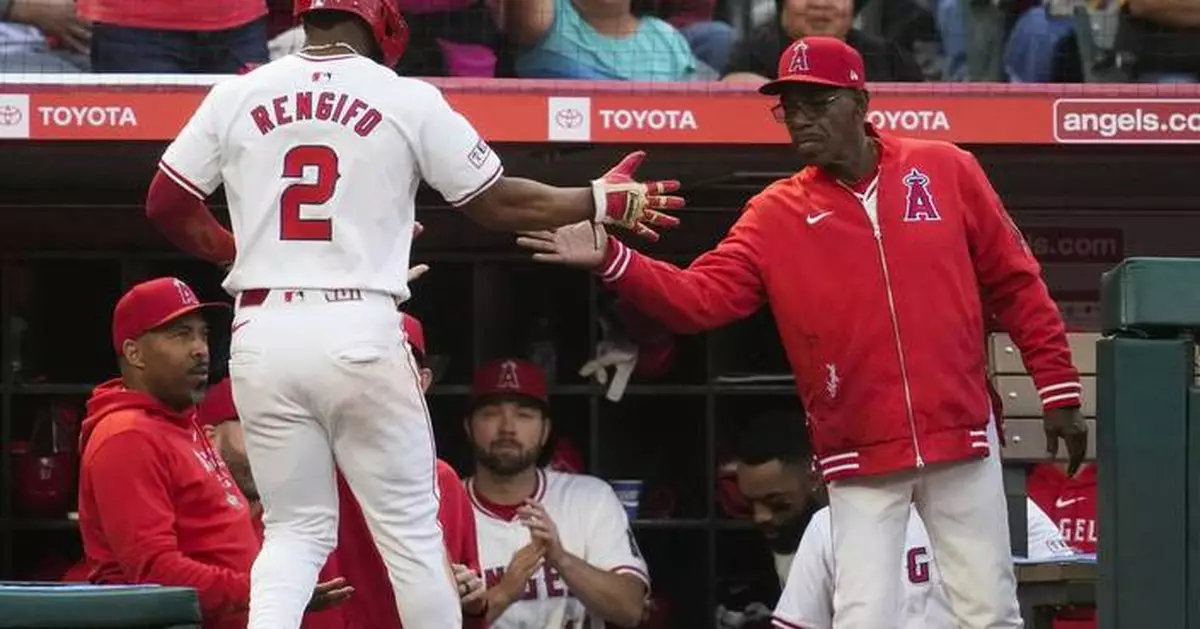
top-left (517, 214), bottom-right (766, 334)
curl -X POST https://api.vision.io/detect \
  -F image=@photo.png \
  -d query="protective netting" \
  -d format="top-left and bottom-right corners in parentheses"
top-left (0, 0), bottom-right (1195, 84)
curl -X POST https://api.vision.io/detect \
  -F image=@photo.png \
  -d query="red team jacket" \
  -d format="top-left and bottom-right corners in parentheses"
top-left (77, 381), bottom-right (258, 629)
top-left (598, 128), bottom-right (1081, 481)
top-left (257, 462), bottom-right (484, 629)
top-left (1028, 463), bottom-right (1097, 629)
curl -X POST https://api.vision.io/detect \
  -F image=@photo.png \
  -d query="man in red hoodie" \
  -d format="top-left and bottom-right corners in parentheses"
top-left (76, 276), bottom-right (349, 629)
top-left (197, 312), bottom-right (489, 628)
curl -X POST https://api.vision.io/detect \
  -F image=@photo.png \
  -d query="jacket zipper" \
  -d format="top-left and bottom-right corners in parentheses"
top-left (850, 179), bottom-right (925, 468)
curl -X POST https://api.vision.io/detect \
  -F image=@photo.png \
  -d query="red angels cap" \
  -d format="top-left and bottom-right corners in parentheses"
top-left (196, 377), bottom-right (238, 428)
top-left (111, 277), bottom-right (228, 354)
top-left (401, 313), bottom-right (426, 358)
top-left (759, 36), bottom-right (866, 95)
top-left (471, 358), bottom-right (548, 405)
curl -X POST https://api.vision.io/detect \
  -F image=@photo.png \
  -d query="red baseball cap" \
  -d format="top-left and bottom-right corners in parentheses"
top-left (759, 36), bottom-right (866, 95)
top-left (196, 377), bottom-right (238, 427)
top-left (471, 358), bottom-right (548, 406)
top-left (401, 313), bottom-right (426, 357)
top-left (111, 277), bottom-right (228, 355)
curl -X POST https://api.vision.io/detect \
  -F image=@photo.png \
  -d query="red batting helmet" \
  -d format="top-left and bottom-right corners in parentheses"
top-left (294, 0), bottom-right (410, 68)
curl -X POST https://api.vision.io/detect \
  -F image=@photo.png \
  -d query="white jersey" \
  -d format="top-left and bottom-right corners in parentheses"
top-left (467, 468), bottom-right (651, 629)
top-left (159, 52), bottom-right (503, 301)
top-left (772, 499), bottom-right (1073, 629)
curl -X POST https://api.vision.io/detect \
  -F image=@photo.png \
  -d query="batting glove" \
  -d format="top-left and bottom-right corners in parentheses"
top-left (590, 151), bottom-right (683, 242)
top-left (579, 317), bottom-right (638, 402)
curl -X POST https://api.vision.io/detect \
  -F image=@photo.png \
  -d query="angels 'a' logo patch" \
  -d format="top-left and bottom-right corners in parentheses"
top-left (787, 41), bottom-right (810, 75)
top-left (174, 278), bottom-right (199, 306)
top-left (497, 360), bottom-right (521, 390)
top-left (901, 168), bottom-right (941, 222)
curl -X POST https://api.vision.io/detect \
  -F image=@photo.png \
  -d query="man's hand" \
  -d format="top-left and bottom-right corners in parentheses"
top-left (9, 0), bottom-right (91, 54)
top-left (515, 221), bottom-right (607, 269)
top-left (307, 577), bottom-right (354, 611)
top-left (591, 151), bottom-right (683, 242)
top-left (408, 221), bottom-right (430, 282)
top-left (518, 500), bottom-right (566, 567)
top-left (496, 541), bottom-right (544, 601)
top-left (453, 562), bottom-right (487, 615)
top-left (1044, 406), bottom-right (1088, 475)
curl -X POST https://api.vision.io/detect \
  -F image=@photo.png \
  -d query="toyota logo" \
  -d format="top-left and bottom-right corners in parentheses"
top-left (0, 104), bottom-right (22, 126)
top-left (555, 108), bottom-right (584, 129)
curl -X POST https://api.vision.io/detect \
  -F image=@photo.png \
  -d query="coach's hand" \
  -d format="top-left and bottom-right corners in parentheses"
top-left (516, 221), bottom-right (607, 269)
top-left (307, 576), bottom-right (353, 611)
top-left (591, 151), bottom-right (683, 242)
top-left (1044, 406), bottom-right (1088, 475)
top-left (519, 500), bottom-right (566, 567)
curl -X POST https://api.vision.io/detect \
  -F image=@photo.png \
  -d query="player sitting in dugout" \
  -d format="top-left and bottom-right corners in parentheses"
top-left (728, 410), bottom-right (1075, 629)
top-left (195, 312), bottom-right (490, 629)
top-left (462, 357), bottom-right (651, 628)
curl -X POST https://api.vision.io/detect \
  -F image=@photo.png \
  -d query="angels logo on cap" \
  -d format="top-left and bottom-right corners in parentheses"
top-left (497, 360), bottom-right (521, 390)
top-left (786, 41), bottom-right (810, 75)
top-left (174, 278), bottom-right (199, 306)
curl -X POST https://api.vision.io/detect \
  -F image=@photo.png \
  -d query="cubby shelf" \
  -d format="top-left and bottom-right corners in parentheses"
top-left (0, 247), bottom-right (794, 623)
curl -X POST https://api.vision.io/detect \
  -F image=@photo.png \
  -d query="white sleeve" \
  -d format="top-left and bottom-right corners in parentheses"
top-left (583, 481), bottom-right (651, 590)
top-left (1025, 498), bottom-right (1075, 560)
top-left (415, 86), bottom-right (503, 207)
top-left (772, 509), bottom-right (833, 629)
top-left (159, 86), bottom-right (224, 199)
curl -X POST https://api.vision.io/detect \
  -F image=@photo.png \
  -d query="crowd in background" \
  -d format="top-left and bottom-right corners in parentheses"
top-left (0, 0), bottom-right (1197, 83)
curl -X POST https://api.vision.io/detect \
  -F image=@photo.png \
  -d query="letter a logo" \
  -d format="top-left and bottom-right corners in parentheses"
top-left (902, 168), bottom-right (941, 222)
top-left (787, 41), bottom-right (810, 75)
top-left (497, 360), bottom-right (521, 390)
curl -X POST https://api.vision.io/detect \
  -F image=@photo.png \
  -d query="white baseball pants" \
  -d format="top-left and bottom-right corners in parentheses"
top-left (228, 290), bottom-right (459, 629)
top-left (827, 419), bottom-right (1022, 629)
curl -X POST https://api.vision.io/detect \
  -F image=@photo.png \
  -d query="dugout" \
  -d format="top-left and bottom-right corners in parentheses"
top-left (0, 77), bottom-right (1197, 626)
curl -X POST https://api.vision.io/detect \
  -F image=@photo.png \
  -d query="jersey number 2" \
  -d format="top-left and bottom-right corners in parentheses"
top-left (280, 145), bottom-right (339, 241)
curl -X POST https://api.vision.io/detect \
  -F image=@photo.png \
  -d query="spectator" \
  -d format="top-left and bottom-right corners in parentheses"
top-left (0, 0), bottom-right (89, 72)
top-left (464, 358), bottom-right (650, 627)
top-left (723, 0), bottom-right (923, 84)
top-left (501, 0), bottom-right (708, 80)
top-left (1114, 0), bottom-right (1200, 82)
top-left (729, 410), bottom-right (1074, 629)
top-left (636, 0), bottom-right (737, 74)
top-left (80, 0), bottom-right (268, 72)
top-left (196, 313), bottom-right (488, 628)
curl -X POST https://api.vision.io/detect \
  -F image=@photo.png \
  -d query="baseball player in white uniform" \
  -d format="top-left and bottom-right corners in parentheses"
top-left (463, 358), bottom-right (650, 628)
top-left (141, 1), bottom-right (681, 628)
top-left (772, 498), bottom-right (1073, 629)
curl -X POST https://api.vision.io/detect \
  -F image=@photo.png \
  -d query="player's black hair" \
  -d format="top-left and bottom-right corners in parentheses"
top-left (736, 408), bottom-right (812, 466)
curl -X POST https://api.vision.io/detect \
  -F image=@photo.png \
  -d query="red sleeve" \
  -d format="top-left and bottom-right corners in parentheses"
top-left (596, 210), bottom-right (766, 334)
top-left (87, 432), bottom-right (251, 616)
top-left (959, 150), bottom-right (1081, 411)
top-left (436, 466), bottom-right (479, 574)
top-left (145, 168), bottom-right (237, 266)
top-left (436, 466), bottom-right (487, 629)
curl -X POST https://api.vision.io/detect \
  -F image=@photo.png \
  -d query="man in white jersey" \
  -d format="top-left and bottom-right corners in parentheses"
top-left (729, 410), bottom-right (1074, 629)
top-left (463, 358), bottom-right (650, 628)
top-left (141, 2), bottom-right (681, 628)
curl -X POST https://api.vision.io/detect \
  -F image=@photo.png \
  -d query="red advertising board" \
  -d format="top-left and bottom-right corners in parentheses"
top-left (0, 77), bottom-right (1197, 145)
